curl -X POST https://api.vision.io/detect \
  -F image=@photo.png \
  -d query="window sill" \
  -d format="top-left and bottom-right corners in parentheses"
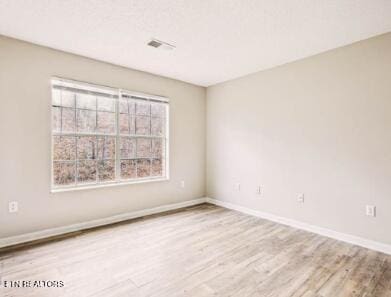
top-left (50, 177), bottom-right (169, 193)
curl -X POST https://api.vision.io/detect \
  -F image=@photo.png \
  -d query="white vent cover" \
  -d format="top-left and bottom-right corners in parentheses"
top-left (147, 39), bottom-right (175, 51)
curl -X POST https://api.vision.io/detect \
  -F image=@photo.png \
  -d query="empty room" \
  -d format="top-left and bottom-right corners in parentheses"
top-left (1, 1), bottom-right (391, 296)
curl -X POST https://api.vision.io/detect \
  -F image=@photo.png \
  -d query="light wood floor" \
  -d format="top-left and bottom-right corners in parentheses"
top-left (1, 204), bottom-right (390, 297)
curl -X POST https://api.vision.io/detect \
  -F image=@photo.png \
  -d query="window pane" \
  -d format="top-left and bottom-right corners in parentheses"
top-left (119, 99), bottom-right (128, 114)
top-left (52, 106), bottom-right (61, 132)
top-left (128, 101), bottom-right (135, 114)
top-left (97, 111), bottom-right (115, 134)
top-left (98, 160), bottom-right (115, 181)
top-left (62, 107), bottom-right (76, 133)
top-left (76, 93), bottom-right (96, 110)
top-left (137, 159), bottom-right (151, 178)
top-left (136, 116), bottom-right (150, 135)
top-left (62, 91), bottom-right (75, 108)
top-left (77, 109), bottom-right (96, 133)
top-left (152, 138), bottom-right (164, 158)
top-left (121, 160), bottom-right (136, 179)
top-left (120, 114), bottom-right (136, 135)
top-left (129, 115), bottom-right (135, 134)
top-left (136, 102), bottom-right (150, 116)
top-left (52, 89), bottom-right (75, 107)
top-left (77, 160), bottom-right (97, 183)
top-left (97, 137), bottom-right (115, 160)
top-left (136, 138), bottom-right (151, 158)
top-left (151, 159), bottom-right (163, 176)
top-left (53, 161), bottom-right (76, 186)
top-left (53, 136), bottom-right (76, 160)
top-left (120, 137), bottom-right (136, 159)
top-left (77, 136), bottom-right (97, 159)
top-left (151, 117), bottom-right (164, 136)
top-left (119, 113), bottom-right (129, 134)
top-left (120, 99), bottom-right (135, 114)
top-left (151, 104), bottom-right (165, 117)
top-left (52, 89), bottom-right (61, 106)
top-left (97, 97), bottom-right (115, 112)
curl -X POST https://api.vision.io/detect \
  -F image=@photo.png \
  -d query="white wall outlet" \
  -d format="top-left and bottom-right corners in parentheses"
top-left (297, 193), bottom-right (305, 203)
top-left (234, 183), bottom-right (241, 191)
top-left (180, 180), bottom-right (185, 188)
top-left (366, 205), bottom-right (376, 217)
top-left (256, 186), bottom-right (262, 195)
top-left (8, 201), bottom-right (18, 213)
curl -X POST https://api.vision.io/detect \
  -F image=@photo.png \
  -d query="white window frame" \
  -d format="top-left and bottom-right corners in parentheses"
top-left (50, 77), bottom-right (169, 193)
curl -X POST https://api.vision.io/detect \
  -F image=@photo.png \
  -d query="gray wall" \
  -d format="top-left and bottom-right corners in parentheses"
top-left (207, 33), bottom-right (391, 245)
top-left (0, 35), bottom-right (206, 238)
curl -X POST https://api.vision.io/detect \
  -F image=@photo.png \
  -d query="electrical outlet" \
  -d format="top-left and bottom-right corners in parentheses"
top-left (8, 201), bottom-right (18, 213)
top-left (366, 205), bottom-right (376, 217)
top-left (180, 180), bottom-right (185, 188)
top-left (256, 186), bottom-right (262, 195)
top-left (234, 183), bottom-right (241, 191)
top-left (297, 193), bottom-right (305, 203)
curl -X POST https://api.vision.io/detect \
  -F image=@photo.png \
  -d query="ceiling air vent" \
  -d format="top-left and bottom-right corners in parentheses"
top-left (147, 39), bottom-right (175, 51)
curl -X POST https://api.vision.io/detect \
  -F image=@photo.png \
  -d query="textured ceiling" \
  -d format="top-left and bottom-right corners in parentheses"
top-left (1, 0), bottom-right (391, 86)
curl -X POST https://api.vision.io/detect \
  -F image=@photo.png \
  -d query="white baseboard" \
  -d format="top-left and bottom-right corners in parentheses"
top-left (3, 197), bottom-right (390, 255)
top-left (0, 197), bottom-right (208, 249)
top-left (206, 197), bottom-right (391, 255)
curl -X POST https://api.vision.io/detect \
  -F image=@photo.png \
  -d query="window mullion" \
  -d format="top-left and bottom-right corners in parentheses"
top-left (75, 136), bottom-right (79, 186)
top-left (74, 93), bottom-right (78, 186)
top-left (149, 104), bottom-right (152, 177)
top-left (95, 97), bottom-right (98, 184)
top-left (95, 135), bottom-right (98, 184)
top-left (115, 90), bottom-right (121, 181)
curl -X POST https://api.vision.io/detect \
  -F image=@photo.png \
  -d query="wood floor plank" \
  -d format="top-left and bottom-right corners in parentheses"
top-left (0, 204), bottom-right (390, 297)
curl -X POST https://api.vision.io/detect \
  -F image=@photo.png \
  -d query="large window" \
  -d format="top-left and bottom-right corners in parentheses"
top-left (51, 78), bottom-right (168, 191)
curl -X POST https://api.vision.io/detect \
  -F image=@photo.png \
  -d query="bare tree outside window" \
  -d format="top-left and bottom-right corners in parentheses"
top-left (51, 79), bottom-right (168, 190)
